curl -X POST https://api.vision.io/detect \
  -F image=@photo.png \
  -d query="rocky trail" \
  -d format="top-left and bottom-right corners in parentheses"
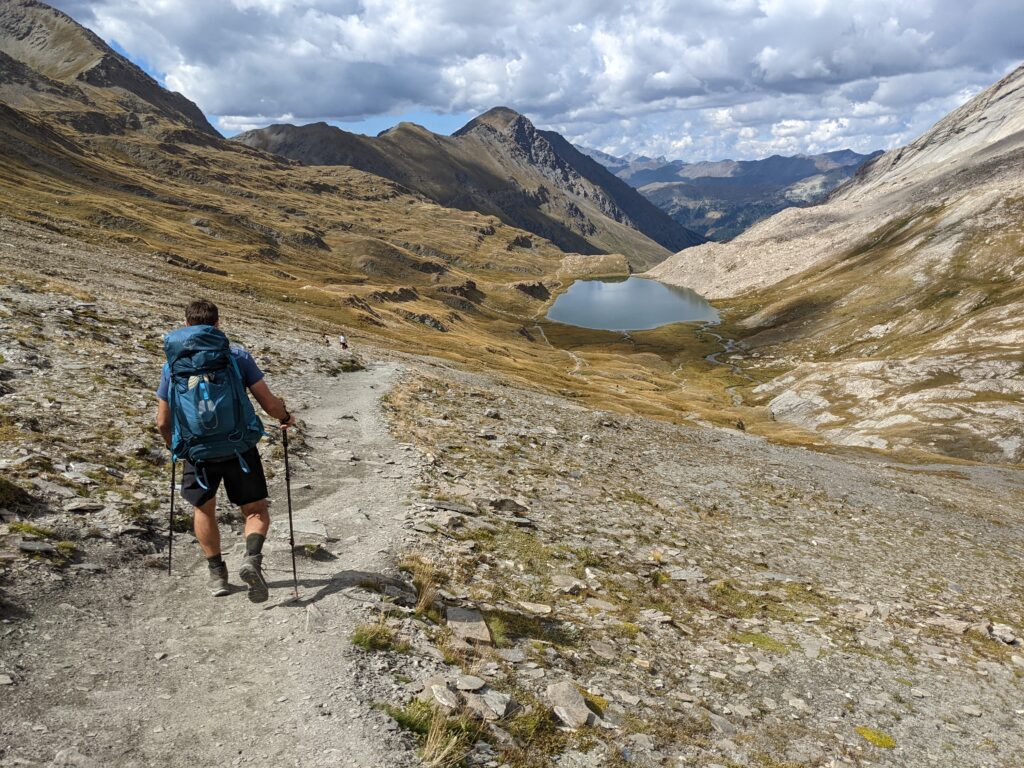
top-left (1, 363), bottom-right (424, 767)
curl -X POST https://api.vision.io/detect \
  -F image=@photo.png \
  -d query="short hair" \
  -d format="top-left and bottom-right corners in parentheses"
top-left (185, 299), bottom-right (219, 326)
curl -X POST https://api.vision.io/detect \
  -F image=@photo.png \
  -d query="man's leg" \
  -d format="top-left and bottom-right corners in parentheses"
top-left (224, 449), bottom-right (271, 603)
top-left (238, 498), bottom-right (270, 603)
top-left (192, 498), bottom-right (230, 597)
top-left (192, 498), bottom-right (220, 556)
top-left (241, 499), bottom-right (269, 538)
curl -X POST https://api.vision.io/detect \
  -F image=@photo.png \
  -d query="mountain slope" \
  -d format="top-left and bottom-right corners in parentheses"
top-left (0, 0), bottom-right (218, 136)
top-left (581, 147), bottom-right (879, 240)
top-left (235, 108), bottom-right (704, 269)
top-left (648, 63), bottom-right (1024, 463)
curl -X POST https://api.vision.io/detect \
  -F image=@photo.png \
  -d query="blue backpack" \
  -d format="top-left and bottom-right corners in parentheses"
top-left (163, 325), bottom-right (265, 475)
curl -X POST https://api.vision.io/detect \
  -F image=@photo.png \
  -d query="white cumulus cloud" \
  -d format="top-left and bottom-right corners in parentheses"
top-left (51, 0), bottom-right (1024, 160)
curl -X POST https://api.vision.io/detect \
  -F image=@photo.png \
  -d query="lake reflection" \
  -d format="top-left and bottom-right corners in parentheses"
top-left (545, 276), bottom-right (718, 331)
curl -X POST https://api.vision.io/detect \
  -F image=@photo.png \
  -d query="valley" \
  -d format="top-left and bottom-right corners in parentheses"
top-left (0, 2), bottom-right (1021, 768)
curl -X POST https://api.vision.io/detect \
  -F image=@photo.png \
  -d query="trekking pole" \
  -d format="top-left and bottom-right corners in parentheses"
top-left (282, 427), bottom-right (299, 600)
top-left (167, 455), bottom-right (176, 576)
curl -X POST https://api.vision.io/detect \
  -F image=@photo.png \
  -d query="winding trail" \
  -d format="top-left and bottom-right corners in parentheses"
top-left (532, 323), bottom-right (588, 376)
top-left (0, 364), bottom-right (421, 767)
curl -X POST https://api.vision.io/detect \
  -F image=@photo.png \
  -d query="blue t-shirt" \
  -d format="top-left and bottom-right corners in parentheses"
top-left (156, 344), bottom-right (264, 401)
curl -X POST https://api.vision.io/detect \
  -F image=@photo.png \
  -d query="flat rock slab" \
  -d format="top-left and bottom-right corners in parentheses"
top-left (666, 566), bottom-right (706, 582)
top-left (465, 690), bottom-right (515, 721)
top-left (447, 606), bottom-right (493, 645)
top-left (19, 540), bottom-right (56, 555)
top-left (456, 674), bottom-right (486, 691)
top-left (291, 519), bottom-right (328, 539)
top-left (551, 574), bottom-right (585, 594)
top-left (431, 500), bottom-right (478, 516)
top-left (430, 684), bottom-right (461, 710)
top-left (63, 498), bottom-right (105, 512)
top-left (518, 601), bottom-right (553, 615)
top-left (590, 641), bottom-right (617, 661)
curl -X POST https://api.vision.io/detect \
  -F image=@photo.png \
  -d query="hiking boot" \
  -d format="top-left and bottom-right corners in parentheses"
top-left (238, 554), bottom-right (268, 603)
top-left (208, 563), bottom-right (230, 597)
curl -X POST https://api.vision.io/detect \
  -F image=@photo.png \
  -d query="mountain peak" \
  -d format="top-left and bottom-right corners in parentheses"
top-left (452, 106), bottom-right (530, 137)
top-left (379, 121), bottom-right (433, 138)
top-left (0, 0), bottom-right (108, 81)
top-left (0, 0), bottom-right (218, 136)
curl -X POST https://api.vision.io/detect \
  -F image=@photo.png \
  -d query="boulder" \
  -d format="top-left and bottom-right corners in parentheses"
top-left (546, 680), bottom-right (597, 729)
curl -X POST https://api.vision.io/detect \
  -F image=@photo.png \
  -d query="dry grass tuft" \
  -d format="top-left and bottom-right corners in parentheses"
top-left (421, 707), bottom-right (473, 768)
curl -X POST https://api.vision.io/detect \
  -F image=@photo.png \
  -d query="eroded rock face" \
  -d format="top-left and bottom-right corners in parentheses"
top-left (753, 355), bottom-right (1024, 463)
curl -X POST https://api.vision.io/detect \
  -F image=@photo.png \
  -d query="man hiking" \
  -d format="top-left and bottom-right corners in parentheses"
top-left (155, 299), bottom-right (295, 602)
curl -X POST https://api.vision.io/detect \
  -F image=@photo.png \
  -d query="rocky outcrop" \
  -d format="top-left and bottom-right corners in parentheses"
top-left (511, 281), bottom-right (550, 301)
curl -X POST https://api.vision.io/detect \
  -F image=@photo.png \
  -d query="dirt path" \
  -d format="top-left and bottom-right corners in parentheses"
top-left (0, 364), bottom-right (421, 767)
top-left (532, 323), bottom-right (588, 376)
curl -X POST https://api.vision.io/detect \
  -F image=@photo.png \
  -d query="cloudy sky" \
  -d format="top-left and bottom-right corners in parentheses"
top-left (54, 0), bottom-right (1023, 161)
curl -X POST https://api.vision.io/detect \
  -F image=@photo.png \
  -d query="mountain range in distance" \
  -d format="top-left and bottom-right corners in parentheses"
top-left (577, 145), bottom-right (882, 241)
top-left (235, 109), bottom-right (704, 271)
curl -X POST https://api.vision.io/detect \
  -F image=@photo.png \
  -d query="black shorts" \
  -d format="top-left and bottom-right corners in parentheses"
top-left (181, 446), bottom-right (268, 507)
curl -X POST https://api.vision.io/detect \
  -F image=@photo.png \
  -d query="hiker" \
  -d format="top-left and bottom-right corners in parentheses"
top-left (155, 299), bottom-right (295, 602)
top-left (338, 333), bottom-right (349, 350)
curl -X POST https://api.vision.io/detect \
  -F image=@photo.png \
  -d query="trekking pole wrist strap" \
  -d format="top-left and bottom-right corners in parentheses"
top-left (280, 410), bottom-right (291, 425)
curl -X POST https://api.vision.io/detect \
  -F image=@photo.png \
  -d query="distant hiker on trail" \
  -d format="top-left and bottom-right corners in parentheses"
top-left (338, 333), bottom-right (349, 350)
top-left (155, 299), bottom-right (295, 603)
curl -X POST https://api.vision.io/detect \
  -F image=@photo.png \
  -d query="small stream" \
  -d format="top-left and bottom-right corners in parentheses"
top-left (699, 323), bottom-right (752, 406)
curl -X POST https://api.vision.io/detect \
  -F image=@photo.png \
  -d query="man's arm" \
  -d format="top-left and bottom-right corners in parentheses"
top-left (249, 379), bottom-right (296, 428)
top-left (156, 399), bottom-right (172, 448)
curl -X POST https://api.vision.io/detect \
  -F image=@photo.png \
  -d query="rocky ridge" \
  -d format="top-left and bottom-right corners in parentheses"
top-left (235, 107), bottom-right (704, 270)
top-left (0, 0), bottom-right (218, 136)
top-left (579, 147), bottom-right (880, 241)
top-left (646, 63), bottom-right (1024, 465)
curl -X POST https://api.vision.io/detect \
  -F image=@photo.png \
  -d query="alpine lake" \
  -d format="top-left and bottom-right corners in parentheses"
top-left (545, 276), bottom-right (719, 331)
